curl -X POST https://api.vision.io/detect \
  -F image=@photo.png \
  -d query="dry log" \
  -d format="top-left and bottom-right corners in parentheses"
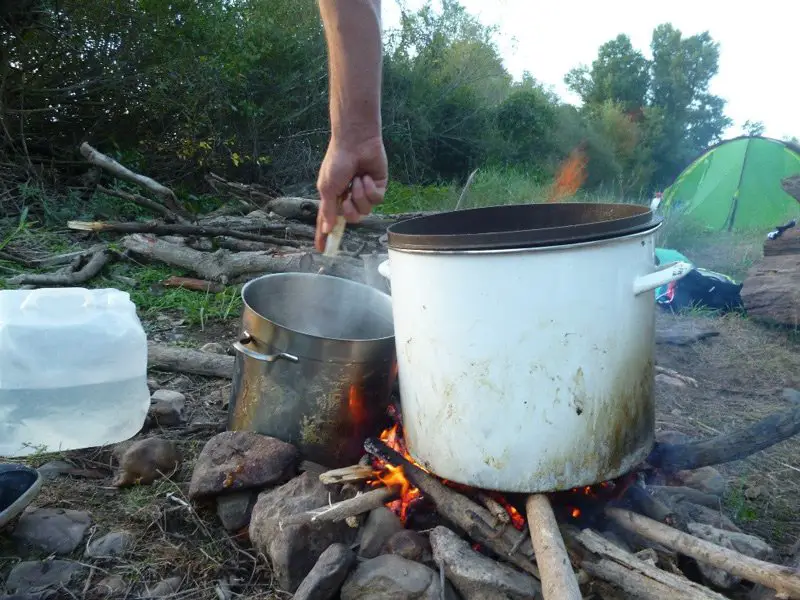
top-left (6, 248), bottom-right (111, 286)
top-left (199, 212), bottom-right (317, 239)
top-left (80, 142), bottom-right (188, 218)
top-left (476, 492), bottom-right (511, 525)
top-left (751, 539), bottom-right (800, 600)
top-left (576, 529), bottom-right (727, 600)
top-left (278, 486), bottom-right (399, 528)
top-left (96, 185), bottom-right (188, 224)
top-left (782, 175), bottom-right (800, 203)
top-left (161, 276), bottom-right (225, 294)
top-left (648, 403), bottom-right (800, 472)
top-left (741, 254), bottom-right (800, 327)
top-left (606, 508), bottom-right (800, 598)
top-left (67, 220), bottom-right (306, 248)
top-left (147, 342), bottom-right (234, 379)
top-left (121, 234), bottom-right (316, 282)
top-left (763, 226), bottom-right (800, 257)
top-left (364, 437), bottom-right (539, 578)
top-left (647, 486), bottom-right (720, 509)
top-left (624, 484), bottom-right (684, 529)
top-left (318, 465), bottom-right (375, 486)
top-left (525, 494), bottom-right (582, 599)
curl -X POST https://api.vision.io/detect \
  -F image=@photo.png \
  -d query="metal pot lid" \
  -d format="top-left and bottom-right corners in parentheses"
top-left (386, 202), bottom-right (661, 251)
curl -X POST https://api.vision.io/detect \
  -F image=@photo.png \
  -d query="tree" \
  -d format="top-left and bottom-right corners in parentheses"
top-left (743, 120), bottom-right (766, 136)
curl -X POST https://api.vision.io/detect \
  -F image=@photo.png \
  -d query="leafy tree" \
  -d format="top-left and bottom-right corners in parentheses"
top-left (743, 120), bottom-right (766, 136)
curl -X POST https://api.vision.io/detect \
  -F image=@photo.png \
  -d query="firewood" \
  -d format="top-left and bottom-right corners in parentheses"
top-left (525, 494), bottom-right (582, 600)
top-left (147, 342), bottom-right (234, 379)
top-left (363, 437), bottom-right (539, 578)
top-left (161, 276), bottom-right (225, 293)
top-left (648, 403), bottom-right (800, 472)
top-left (6, 248), bottom-right (111, 286)
top-left (751, 539), bottom-right (800, 599)
top-left (80, 142), bottom-right (189, 219)
top-left (574, 528), bottom-right (727, 600)
top-left (96, 185), bottom-right (188, 224)
top-left (606, 508), bottom-right (800, 598)
top-left (278, 485), bottom-right (399, 528)
top-left (67, 219), bottom-right (307, 247)
top-left (318, 465), bottom-right (375, 486)
top-left (647, 486), bottom-right (720, 509)
top-left (624, 484), bottom-right (685, 530)
top-left (476, 492), bottom-right (511, 525)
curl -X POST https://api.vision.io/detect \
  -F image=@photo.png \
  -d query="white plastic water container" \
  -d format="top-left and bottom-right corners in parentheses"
top-left (0, 287), bottom-right (150, 457)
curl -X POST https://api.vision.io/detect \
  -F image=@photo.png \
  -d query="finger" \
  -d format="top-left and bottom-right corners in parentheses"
top-left (361, 174), bottom-right (385, 206)
top-left (342, 195), bottom-right (362, 224)
top-left (317, 178), bottom-right (342, 236)
top-left (314, 208), bottom-right (327, 252)
top-left (350, 176), bottom-right (372, 216)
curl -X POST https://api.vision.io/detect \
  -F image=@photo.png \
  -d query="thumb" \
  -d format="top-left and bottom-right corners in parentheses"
top-left (317, 179), bottom-right (341, 235)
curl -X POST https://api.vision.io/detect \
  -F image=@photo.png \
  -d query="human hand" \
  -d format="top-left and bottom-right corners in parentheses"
top-left (315, 135), bottom-right (388, 252)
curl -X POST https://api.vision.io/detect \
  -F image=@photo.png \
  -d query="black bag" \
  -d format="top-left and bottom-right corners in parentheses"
top-left (658, 268), bottom-right (743, 313)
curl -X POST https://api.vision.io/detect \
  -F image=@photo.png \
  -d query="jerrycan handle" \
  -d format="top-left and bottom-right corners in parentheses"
top-left (20, 288), bottom-right (95, 312)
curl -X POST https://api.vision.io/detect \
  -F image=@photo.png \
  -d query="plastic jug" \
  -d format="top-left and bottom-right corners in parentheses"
top-left (0, 287), bottom-right (150, 457)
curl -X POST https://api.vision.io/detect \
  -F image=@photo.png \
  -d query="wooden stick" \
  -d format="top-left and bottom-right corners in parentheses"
top-left (148, 342), bottom-right (234, 379)
top-left (6, 248), bottom-right (111, 286)
top-left (647, 486), bottom-right (720, 509)
top-left (525, 494), bottom-right (582, 600)
top-left (68, 220), bottom-right (305, 248)
top-left (96, 185), bottom-right (188, 224)
top-left (278, 486), bottom-right (399, 528)
top-left (648, 403), bottom-right (800, 472)
top-left (161, 276), bottom-right (225, 294)
top-left (476, 492), bottom-right (511, 525)
top-left (319, 465), bottom-right (375, 486)
top-left (606, 508), bottom-right (800, 598)
top-left (364, 437), bottom-right (539, 577)
top-left (574, 528), bottom-right (727, 600)
top-left (751, 540), bottom-right (800, 600)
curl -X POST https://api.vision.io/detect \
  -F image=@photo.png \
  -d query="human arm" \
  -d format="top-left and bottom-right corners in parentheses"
top-left (315, 0), bottom-right (387, 251)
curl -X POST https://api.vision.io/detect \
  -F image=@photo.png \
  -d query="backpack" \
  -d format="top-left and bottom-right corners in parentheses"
top-left (656, 267), bottom-right (744, 313)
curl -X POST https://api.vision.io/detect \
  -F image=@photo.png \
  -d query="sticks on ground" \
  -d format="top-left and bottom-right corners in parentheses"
top-left (96, 185), bottom-right (189, 224)
top-left (319, 465), bottom-right (375, 486)
top-left (606, 507), bottom-right (800, 599)
top-left (161, 276), bottom-right (225, 294)
top-left (68, 220), bottom-right (306, 248)
top-left (6, 248), bottom-right (111, 286)
top-left (647, 403), bottom-right (800, 472)
top-left (525, 494), bottom-right (582, 600)
top-left (148, 342), bottom-right (234, 379)
top-left (279, 486), bottom-right (399, 528)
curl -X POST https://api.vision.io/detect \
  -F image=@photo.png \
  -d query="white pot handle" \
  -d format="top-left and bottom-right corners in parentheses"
top-left (633, 261), bottom-right (692, 296)
top-left (378, 260), bottom-right (391, 281)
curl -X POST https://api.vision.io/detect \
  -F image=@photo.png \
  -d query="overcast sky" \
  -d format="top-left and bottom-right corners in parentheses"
top-left (382, 0), bottom-right (798, 140)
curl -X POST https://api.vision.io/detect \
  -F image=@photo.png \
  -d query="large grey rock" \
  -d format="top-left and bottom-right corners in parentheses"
top-left (341, 555), bottom-right (457, 600)
top-left (672, 466), bottom-right (727, 497)
top-left (656, 321), bottom-right (719, 346)
top-left (5, 560), bottom-right (85, 595)
top-left (688, 523), bottom-right (775, 589)
top-left (85, 530), bottom-right (136, 559)
top-left (358, 507), bottom-right (403, 559)
top-left (216, 492), bottom-right (256, 532)
top-left (430, 526), bottom-right (540, 600)
top-left (249, 473), bottom-right (356, 593)
top-left (189, 431), bottom-right (298, 499)
top-left (12, 508), bottom-right (92, 555)
top-left (293, 543), bottom-right (355, 600)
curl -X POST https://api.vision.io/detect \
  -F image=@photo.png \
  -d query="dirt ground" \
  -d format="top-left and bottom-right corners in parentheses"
top-left (1, 305), bottom-right (798, 597)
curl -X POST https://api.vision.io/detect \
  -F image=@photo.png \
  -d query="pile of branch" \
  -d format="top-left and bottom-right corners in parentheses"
top-left (4, 141), bottom-right (429, 289)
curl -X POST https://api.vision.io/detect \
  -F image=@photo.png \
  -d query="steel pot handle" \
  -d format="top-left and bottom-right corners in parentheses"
top-left (632, 261), bottom-right (693, 296)
top-left (232, 332), bottom-right (299, 363)
top-left (377, 259), bottom-right (391, 281)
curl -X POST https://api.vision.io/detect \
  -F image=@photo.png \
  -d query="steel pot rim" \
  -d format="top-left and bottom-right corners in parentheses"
top-left (240, 272), bottom-right (395, 345)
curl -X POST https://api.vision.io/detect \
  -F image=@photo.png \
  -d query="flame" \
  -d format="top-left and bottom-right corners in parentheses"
top-left (370, 424), bottom-right (423, 523)
top-left (487, 492), bottom-right (526, 531)
top-left (571, 508), bottom-right (581, 519)
top-left (348, 385), bottom-right (367, 432)
top-left (547, 147), bottom-right (587, 203)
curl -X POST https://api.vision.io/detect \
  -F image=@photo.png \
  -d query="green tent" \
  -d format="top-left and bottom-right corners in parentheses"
top-left (662, 136), bottom-right (800, 231)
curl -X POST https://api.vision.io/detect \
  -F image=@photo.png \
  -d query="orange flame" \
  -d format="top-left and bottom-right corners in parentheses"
top-left (370, 424), bottom-right (423, 523)
top-left (547, 147), bottom-right (587, 203)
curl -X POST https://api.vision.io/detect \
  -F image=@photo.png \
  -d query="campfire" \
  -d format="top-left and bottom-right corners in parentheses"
top-left (293, 402), bottom-right (800, 600)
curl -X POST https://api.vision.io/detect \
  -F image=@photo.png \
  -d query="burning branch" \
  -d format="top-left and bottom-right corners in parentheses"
top-left (278, 485), bottom-right (400, 528)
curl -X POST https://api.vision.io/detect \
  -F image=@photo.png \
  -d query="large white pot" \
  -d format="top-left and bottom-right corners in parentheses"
top-left (379, 204), bottom-right (690, 493)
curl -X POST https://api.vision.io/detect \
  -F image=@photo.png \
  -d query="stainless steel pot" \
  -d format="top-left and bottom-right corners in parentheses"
top-left (227, 273), bottom-right (397, 468)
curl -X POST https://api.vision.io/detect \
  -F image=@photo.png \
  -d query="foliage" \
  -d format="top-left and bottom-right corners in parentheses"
top-left (0, 0), bottom-right (739, 203)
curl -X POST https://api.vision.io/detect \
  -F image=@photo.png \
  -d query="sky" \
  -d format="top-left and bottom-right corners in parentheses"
top-left (382, 0), bottom-right (798, 140)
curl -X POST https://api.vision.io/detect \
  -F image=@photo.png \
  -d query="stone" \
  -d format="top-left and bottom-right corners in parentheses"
top-left (189, 431), bottom-right (299, 500)
top-left (148, 390), bottom-right (186, 427)
top-left (782, 387), bottom-right (800, 405)
top-left (12, 508), bottom-right (92, 555)
top-left (656, 321), bottom-right (719, 346)
top-left (249, 472), bottom-right (356, 593)
top-left (745, 485), bottom-right (764, 500)
top-left (36, 461), bottom-right (72, 481)
top-left (340, 554), bottom-right (457, 600)
top-left (85, 530), bottom-right (136, 558)
top-left (293, 543), bottom-right (355, 600)
top-left (430, 526), bottom-right (540, 600)
top-left (147, 377), bottom-right (160, 391)
top-left (358, 507), bottom-right (403, 559)
top-left (113, 437), bottom-right (182, 487)
top-left (655, 430), bottom-right (693, 445)
top-left (5, 560), bottom-right (85, 595)
top-left (673, 466), bottom-right (727, 496)
top-left (688, 523), bottom-right (775, 588)
top-left (93, 575), bottom-right (128, 597)
top-left (382, 529), bottom-right (432, 563)
top-left (144, 576), bottom-right (182, 598)
top-left (677, 500), bottom-right (741, 532)
top-left (216, 492), bottom-right (256, 533)
top-left (200, 342), bottom-right (227, 354)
